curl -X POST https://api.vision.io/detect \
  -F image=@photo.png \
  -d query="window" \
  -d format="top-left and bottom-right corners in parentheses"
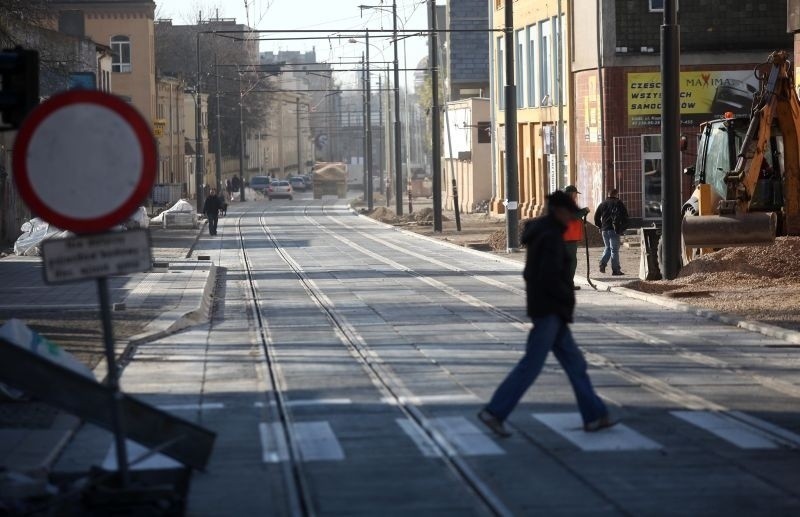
top-left (111, 35), bottom-right (131, 73)
top-left (539, 19), bottom-right (553, 105)
top-left (516, 29), bottom-right (525, 107)
top-left (649, 0), bottom-right (678, 12)
top-left (642, 135), bottom-right (662, 219)
top-left (527, 24), bottom-right (538, 107)
top-left (477, 122), bottom-right (491, 144)
top-left (497, 37), bottom-right (504, 110)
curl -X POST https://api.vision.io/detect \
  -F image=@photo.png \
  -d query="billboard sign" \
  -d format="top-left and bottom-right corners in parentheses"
top-left (627, 70), bottom-right (758, 127)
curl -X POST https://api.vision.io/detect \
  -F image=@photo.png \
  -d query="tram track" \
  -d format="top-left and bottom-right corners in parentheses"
top-left (236, 209), bottom-right (315, 517)
top-left (252, 206), bottom-right (514, 517)
top-left (233, 200), bottom-right (800, 515)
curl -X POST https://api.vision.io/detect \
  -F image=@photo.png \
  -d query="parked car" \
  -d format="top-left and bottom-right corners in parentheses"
top-left (268, 180), bottom-right (293, 200)
top-left (301, 175), bottom-right (313, 188)
top-left (250, 175), bottom-right (271, 194)
top-left (289, 176), bottom-right (306, 191)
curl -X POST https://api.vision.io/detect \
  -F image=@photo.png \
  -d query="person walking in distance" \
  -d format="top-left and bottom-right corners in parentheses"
top-left (478, 191), bottom-right (615, 438)
top-left (231, 175), bottom-right (241, 202)
top-left (594, 189), bottom-right (629, 276)
top-left (203, 188), bottom-right (223, 236)
top-left (563, 185), bottom-right (590, 290)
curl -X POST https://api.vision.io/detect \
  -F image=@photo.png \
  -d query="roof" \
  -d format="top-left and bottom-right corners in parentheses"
top-left (49, 0), bottom-right (155, 6)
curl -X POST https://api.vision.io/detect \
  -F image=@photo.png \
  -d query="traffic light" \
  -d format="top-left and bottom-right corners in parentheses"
top-left (0, 47), bottom-right (39, 131)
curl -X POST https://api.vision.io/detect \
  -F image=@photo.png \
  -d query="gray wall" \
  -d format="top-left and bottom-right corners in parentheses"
top-left (446, 0), bottom-right (490, 99)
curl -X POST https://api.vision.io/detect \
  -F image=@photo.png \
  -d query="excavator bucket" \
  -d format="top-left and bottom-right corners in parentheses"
top-left (682, 213), bottom-right (777, 248)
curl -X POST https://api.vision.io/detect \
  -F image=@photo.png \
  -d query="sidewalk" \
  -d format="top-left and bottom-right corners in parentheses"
top-left (0, 223), bottom-right (217, 478)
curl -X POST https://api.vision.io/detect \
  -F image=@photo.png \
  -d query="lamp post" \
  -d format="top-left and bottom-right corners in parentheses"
top-left (358, 2), bottom-right (402, 214)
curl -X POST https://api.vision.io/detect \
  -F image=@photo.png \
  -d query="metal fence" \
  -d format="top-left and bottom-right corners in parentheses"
top-left (612, 136), bottom-right (644, 219)
top-left (1, 146), bottom-right (31, 246)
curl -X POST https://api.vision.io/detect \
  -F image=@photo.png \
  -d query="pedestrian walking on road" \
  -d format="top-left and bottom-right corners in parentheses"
top-left (231, 175), bottom-right (241, 201)
top-left (203, 188), bottom-right (223, 236)
top-left (563, 185), bottom-right (590, 290)
top-left (478, 191), bottom-right (615, 438)
top-left (225, 178), bottom-right (233, 201)
top-left (593, 189), bottom-right (629, 276)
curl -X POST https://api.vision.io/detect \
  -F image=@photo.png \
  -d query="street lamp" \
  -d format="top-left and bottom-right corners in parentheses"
top-left (359, 2), bottom-right (403, 215)
top-left (349, 33), bottom-right (377, 211)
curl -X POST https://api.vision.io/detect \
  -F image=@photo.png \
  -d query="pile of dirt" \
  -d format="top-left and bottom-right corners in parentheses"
top-left (488, 219), bottom-right (532, 251)
top-left (412, 207), bottom-right (450, 225)
top-left (679, 237), bottom-right (800, 280)
top-left (368, 207), bottom-right (399, 224)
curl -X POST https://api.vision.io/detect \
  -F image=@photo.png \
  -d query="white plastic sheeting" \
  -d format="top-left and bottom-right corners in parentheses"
top-left (150, 199), bottom-right (195, 225)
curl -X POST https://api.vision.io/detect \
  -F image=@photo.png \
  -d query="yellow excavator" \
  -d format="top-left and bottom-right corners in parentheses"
top-left (682, 50), bottom-right (800, 255)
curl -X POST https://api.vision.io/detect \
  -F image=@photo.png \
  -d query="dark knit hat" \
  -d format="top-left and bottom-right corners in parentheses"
top-left (547, 190), bottom-right (580, 214)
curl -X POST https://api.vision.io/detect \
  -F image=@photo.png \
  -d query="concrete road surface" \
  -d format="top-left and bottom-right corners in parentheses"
top-left (57, 193), bottom-right (800, 516)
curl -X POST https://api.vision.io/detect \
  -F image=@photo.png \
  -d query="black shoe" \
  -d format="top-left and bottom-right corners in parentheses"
top-left (599, 264), bottom-right (606, 274)
top-left (584, 416), bottom-right (618, 432)
top-left (478, 409), bottom-right (512, 438)
top-left (573, 285), bottom-right (581, 290)
top-left (611, 271), bottom-right (624, 276)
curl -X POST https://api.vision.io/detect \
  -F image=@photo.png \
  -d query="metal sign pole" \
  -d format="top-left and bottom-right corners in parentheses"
top-left (97, 276), bottom-right (129, 486)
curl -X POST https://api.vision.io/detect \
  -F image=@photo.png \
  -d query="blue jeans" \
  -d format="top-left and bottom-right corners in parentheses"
top-left (600, 230), bottom-right (621, 273)
top-left (486, 315), bottom-right (607, 425)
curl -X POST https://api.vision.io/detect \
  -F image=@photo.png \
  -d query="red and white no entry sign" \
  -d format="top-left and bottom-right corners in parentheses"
top-left (12, 90), bottom-right (157, 234)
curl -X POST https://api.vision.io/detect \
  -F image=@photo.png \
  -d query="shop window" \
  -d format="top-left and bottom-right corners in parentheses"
top-left (642, 134), bottom-right (662, 219)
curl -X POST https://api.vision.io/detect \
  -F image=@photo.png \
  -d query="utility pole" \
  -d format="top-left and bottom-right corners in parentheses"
top-left (238, 66), bottom-right (245, 201)
top-left (195, 32), bottom-right (204, 212)
top-left (392, 0), bottom-right (403, 215)
top-left (361, 54), bottom-right (368, 195)
top-left (429, 0), bottom-right (442, 232)
top-left (365, 30), bottom-right (374, 211)
top-left (661, 0), bottom-right (681, 279)
top-left (504, 0), bottom-right (520, 250)
top-left (378, 73), bottom-right (385, 196)
top-left (214, 53), bottom-right (222, 192)
top-left (296, 96), bottom-right (302, 175)
top-left (555, 0), bottom-right (565, 188)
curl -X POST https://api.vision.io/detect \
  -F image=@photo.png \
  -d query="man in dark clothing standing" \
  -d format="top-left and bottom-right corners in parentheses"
top-left (203, 188), bottom-right (223, 236)
top-left (593, 189), bottom-right (629, 276)
top-left (562, 185), bottom-right (590, 290)
top-left (478, 191), bottom-right (614, 437)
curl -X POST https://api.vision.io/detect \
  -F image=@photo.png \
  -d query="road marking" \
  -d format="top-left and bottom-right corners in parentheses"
top-left (430, 416), bottom-right (505, 456)
top-left (102, 440), bottom-right (182, 471)
top-left (728, 411), bottom-right (800, 448)
top-left (258, 421), bottom-right (347, 463)
top-left (293, 421), bottom-right (346, 461)
top-left (254, 398), bottom-right (352, 408)
top-left (533, 413), bottom-right (662, 452)
top-left (259, 422), bottom-right (289, 463)
top-left (382, 394), bottom-right (480, 406)
top-left (672, 411), bottom-right (783, 449)
top-left (158, 402), bottom-right (225, 411)
top-left (396, 418), bottom-right (443, 458)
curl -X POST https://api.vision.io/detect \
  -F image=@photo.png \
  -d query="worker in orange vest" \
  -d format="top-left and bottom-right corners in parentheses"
top-left (563, 186), bottom-right (589, 290)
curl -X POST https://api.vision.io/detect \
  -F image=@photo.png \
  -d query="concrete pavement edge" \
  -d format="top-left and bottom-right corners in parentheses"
top-left (348, 206), bottom-right (800, 346)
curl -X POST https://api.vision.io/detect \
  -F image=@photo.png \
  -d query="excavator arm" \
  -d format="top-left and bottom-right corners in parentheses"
top-left (683, 51), bottom-right (800, 249)
top-left (725, 51), bottom-right (800, 232)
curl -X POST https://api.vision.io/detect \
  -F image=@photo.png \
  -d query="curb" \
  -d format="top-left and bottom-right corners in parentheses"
top-left (348, 206), bottom-right (800, 346)
top-left (185, 219), bottom-right (207, 259)
top-left (92, 262), bottom-right (219, 380)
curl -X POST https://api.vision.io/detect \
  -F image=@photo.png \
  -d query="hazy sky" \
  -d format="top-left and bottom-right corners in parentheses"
top-left (159, 0), bottom-right (433, 91)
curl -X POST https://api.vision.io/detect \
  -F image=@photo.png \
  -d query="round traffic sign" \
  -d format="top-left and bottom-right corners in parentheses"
top-left (12, 89), bottom-right (157, 234)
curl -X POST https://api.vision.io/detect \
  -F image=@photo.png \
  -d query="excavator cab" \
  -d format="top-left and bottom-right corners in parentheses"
top-left (682, 51), bottom-right (800, 251)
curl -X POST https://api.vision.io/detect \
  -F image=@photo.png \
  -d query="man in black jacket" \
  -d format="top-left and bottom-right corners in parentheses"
top-left (593, 189), bottom-right (629, 275)
top-left (203, 188), bottom-right (223, 236)
top-left (478, 191), bottom-right (613, 437)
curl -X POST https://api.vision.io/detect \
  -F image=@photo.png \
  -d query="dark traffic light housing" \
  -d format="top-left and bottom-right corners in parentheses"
top-left (0, 47), bottom-right (39, 131)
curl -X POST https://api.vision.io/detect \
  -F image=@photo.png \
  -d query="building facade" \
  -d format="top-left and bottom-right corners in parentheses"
top-left (489, 0), bottom-right (571, 218)
top-left (572, 0), bottom-right (792, 222)
top-left (446, 0), bottom-right (491, 100)
top-left (50, 0), bottom-right (157, 121)
top-left (443, 98), bottom-right (492, 213)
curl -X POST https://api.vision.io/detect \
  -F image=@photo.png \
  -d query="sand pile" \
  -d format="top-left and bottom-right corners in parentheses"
top-left (679, 237), bottom-right (800, 280)
top-left (368, 207), bottom-right (399, 224)
top-left (412, 208), bottom-right (450, 225)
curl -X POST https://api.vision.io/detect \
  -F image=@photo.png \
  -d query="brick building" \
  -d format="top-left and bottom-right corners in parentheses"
top-left (572, 0), bottom-right (792, 223)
